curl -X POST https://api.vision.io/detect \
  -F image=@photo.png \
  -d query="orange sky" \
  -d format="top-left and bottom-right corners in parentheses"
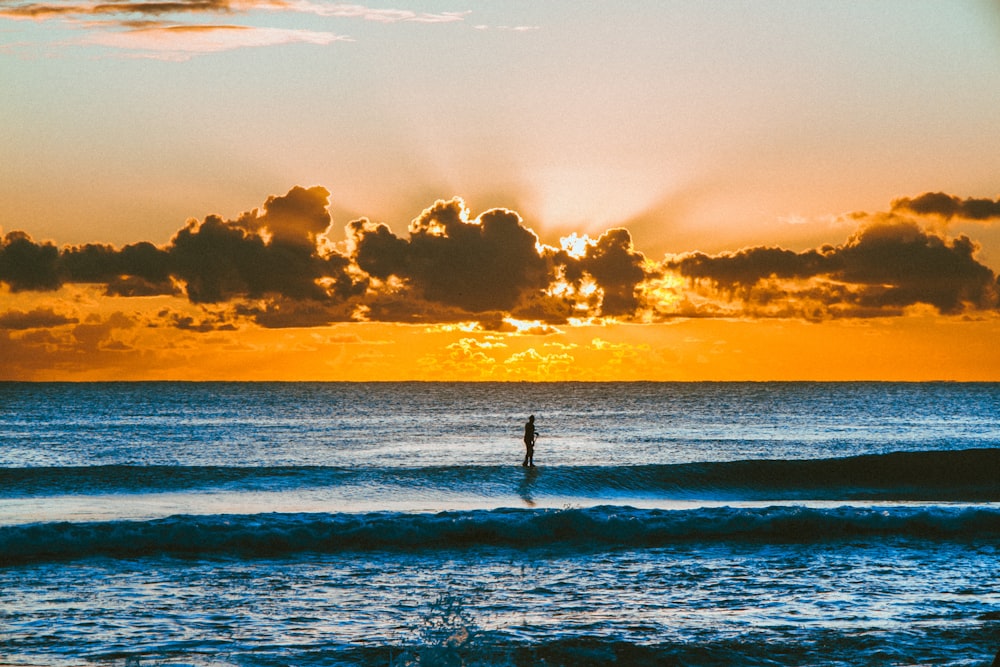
top-left (2, 189), bottom-right (1000, 381)
top-left (2, 2), bottom-right (1000, 381)
top-left (3, 292), bottom-right (1000, 381)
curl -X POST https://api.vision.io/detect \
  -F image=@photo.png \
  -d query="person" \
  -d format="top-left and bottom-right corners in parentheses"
top-left (522, 415), bottom-right (537, 467)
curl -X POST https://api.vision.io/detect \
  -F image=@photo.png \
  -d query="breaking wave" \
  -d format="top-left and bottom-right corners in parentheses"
top-left (4, 503), bottom-right (1000, 565)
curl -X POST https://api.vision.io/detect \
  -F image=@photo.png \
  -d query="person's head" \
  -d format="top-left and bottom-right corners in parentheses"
top-left (529, 415), bottom-right (534, 422)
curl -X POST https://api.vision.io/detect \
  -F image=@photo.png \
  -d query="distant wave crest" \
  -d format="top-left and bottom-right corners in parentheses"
top-left (3, 448), bottom-right (1000, 501)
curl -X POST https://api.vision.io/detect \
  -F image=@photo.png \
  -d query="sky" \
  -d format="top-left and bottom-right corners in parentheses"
top-left (2, 0), bottom-right (1000, 381)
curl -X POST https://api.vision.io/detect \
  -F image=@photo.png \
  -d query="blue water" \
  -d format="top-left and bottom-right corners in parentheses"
top-left (2, 382), bottom-right (1000, 666)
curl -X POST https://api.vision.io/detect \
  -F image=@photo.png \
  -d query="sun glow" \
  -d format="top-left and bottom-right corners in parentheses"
top-left (504, 317), bottom-right (542, 333)
top-left (426, 321), bottom-right (483, 333)
top-left (545, 276), bottom-right (597, 301)
top-left (503, 317), bottom-right (561, 335)
top-left (560, 232), bottom-right (595, 259)
top-left (640, 269), bottom-right (685, 316)
top-left (526, 165), bottom-right (669, 236)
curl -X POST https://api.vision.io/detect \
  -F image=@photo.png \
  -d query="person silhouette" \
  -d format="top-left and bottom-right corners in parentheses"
top-left (522, 415), bottom-right (537, 467)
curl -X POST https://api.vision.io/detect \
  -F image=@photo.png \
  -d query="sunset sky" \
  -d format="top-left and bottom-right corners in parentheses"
top-left (2, 1), bottom-right (1000, 381)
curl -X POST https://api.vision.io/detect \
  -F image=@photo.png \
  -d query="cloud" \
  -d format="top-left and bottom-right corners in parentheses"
top-left (834, 219), bottom-right (996, 313)
top-left (3, 188), bottom-right (999, 333)
top-left (79, 23), bottom-right (347, 59)
top-left (0, 0), bottom-right (467, 21)
top-left (667, 214), bottom-right (999, 318)
top-left (0, 232), bottom-right (61, 291)
top-left (0, 307), bottom-right (78, 330)
top-left (446, 337), bottom-right (499, 360)
top-left (1, 187), bottom-right (365, 327)
top-left (327, 332), bottom-right (363, 344)
top-left (667, 246), bottom-right (826, 290)
top-left (1, 0), bottom-right (536, 58)
top-left (0, 232), bottom-right (177, 295)
top-left (155, 307), bottom-right (238, 332)
top-left (891, 192), bottom-right (1000, 221)
top-left (555, 228), bottom-right (649, 317)
top-left (502, 348), bottom-right (575, 377)
top-left (0, 0), bottom-right (235, 19)
top-left (233, 297), bottom-right (359, 328)
top-left (282, 3), bottom-right (469, 23)
top-left (472, 24), bottom-right (539, 32)
top-left (350, 199), bottom-right (549, 313)
top-left (60, 241), bottom-right (175, 296)
top-left (347, 200), bottom-right (656, 323)
top-left (250, 184), bottom-right (336, 246)
top-left (71, 311), bottom-right (136, 352)
top-left (169, 186), bottom-right (364, 304)
top-left (492, 318), bottom-right (562, 335)
top-left (0, 0), bottom-right (466, 57)
top-left (1, 0), bottom-right (543, 60)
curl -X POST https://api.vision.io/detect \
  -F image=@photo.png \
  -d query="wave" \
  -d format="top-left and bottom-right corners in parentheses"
top-left (224, 634), bottom-right (1000, 667)
top-left (4, 504), bottom-right (1000, 565)
top-left (4, 448), bottom-right (1000, 501)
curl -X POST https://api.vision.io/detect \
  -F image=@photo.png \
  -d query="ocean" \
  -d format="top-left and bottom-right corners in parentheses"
top-left (2, 381), bottom-right (999, 666)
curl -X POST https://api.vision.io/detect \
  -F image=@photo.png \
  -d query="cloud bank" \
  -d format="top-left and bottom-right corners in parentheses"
top-left (667, 219), bottom-right (997, 319)
top-left (2, 188), bottom-right (999, 332)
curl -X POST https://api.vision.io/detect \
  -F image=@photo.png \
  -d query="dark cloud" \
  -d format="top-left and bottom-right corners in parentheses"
top-left (94, 0), bottom-right (232, 14)
top-left (61, 241), bottom-right (175, 297)
top-left (196, 186), bottom-right (361, 306)
top-left (669, 246), bottom-right (827, 289)
top-left (232, 298), bottom-right (359, 329)
top-left (359, 287), bottom-right (491, 325)
top-left (505, 290), bottom-right (579, 325)
top-left (158, 186), bottom-right (363, 306)
top-left (155, 308), bottom-right (238, 332)
top-left (350, 199), bottom-right (549, 313)
top-left (105, 275), bottom-right (179, 298)
top-left (3, 188), bottom-right (999, 331)
top-left (560, 228), bottom-right (650, 316)
top-left (668, 217), bottom-right (998, 317)
top-left (3, 190), bottom-right (655, 327)
top-left (1, 187), bottom-right (365, 327)
top-left (347, 219), bottom-right (408, 280)
top-left (350, 205), bottom-right (654, 322)
top-left (891, 192), bottom-right (1000, 221)
top-left (167, 188), bottom-right (338, 303)
top-left (834, 220), bottom-right (996, 313)
top-left (0, 232), bottom-right (61, 292)
top-left (0, 307), bottom-right (78, 330)
top-left (234, 185), bottom-right (334, 248)
top-left (0, 233), bottom-right (175, 295)
top-left (170, 213), bottom-right (344, 303)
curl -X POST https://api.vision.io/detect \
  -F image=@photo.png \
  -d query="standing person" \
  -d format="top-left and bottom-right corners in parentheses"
top-left (522, 415), bottom-right (537, 467)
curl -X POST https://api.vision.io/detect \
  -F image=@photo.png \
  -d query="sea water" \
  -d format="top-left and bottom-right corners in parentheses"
top-left (1, 382), bottom-right (1000, 666)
